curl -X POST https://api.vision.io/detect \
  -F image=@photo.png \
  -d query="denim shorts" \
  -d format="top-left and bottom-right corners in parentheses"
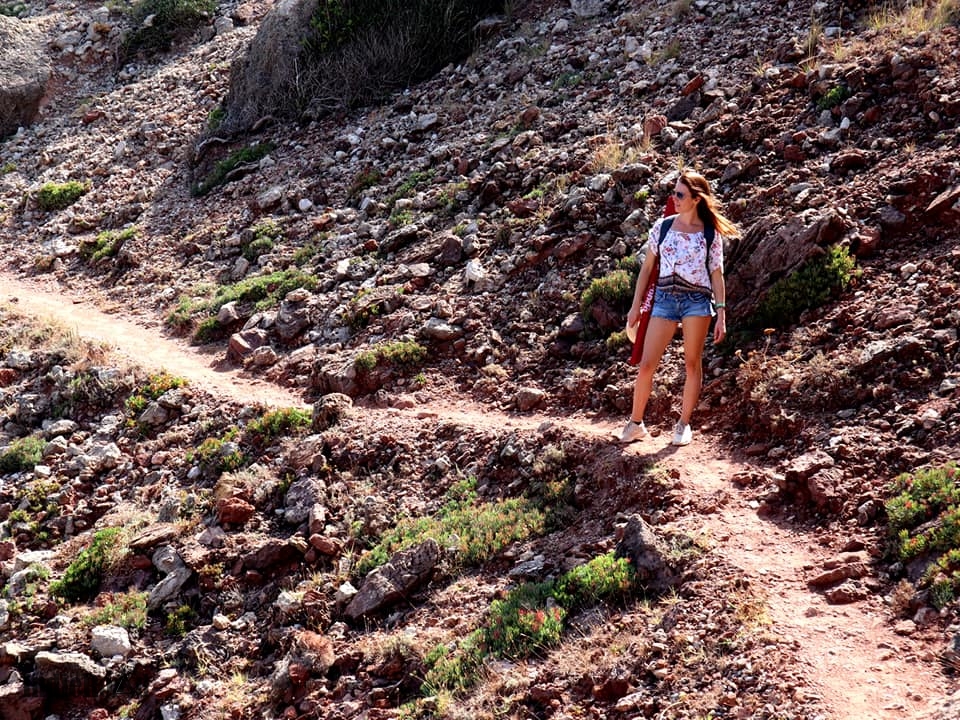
top-left (651, 289), bottom-right (714, 322)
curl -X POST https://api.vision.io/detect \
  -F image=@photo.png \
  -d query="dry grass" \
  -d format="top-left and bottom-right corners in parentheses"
top-left (867, 0), bottom-right (960, 36)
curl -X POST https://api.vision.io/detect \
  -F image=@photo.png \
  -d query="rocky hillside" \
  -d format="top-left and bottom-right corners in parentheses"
top-left (1, 0), bottom-right (960, 718)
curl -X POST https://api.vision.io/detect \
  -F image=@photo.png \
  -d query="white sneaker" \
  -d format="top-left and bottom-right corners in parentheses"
top-left (671, 421), bottom-right (692, 446)
top-left (617, 420), bottom-right (648, 443)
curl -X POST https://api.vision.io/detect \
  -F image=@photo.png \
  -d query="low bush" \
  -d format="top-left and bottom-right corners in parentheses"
top-left (421, 552), bottom-right (636, 697)
top-left (580, 268), bottom-right (635, 321)
top-left (298, 0), bottom-right (506, 116)
top-left (242, 220), bottom-right (283, 263)
top-left (885, 463), bottom-right (960, 609)
top-left (82, 590), bottom-right (149, 630)
top-left (36, 180), bottom-right (89, 212)
top-left (0, 435), bottom-right (46, 473)
top-left (749, 245), bottom-right (857, 329)
top-left (122, 0), bottom-right (217, 58)
top-left (245, 407), bottom-right (312, 443)
top-left (50, 527), bottom-right (124, 603)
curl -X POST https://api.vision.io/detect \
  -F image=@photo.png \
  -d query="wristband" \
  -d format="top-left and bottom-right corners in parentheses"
top-left (715, 302), bottom-right (726, 309)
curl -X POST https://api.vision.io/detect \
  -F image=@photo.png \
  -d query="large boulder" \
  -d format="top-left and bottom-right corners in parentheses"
top-left (0, 16), bottom-right (50, 138)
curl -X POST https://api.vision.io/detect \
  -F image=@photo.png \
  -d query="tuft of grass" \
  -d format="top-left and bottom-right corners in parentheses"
top-left (867, 0), bottom-right (959, 36)
top-left (422, 552), bottom-right (636, 695)
top-left (50, 528), bottom-right (125, 603)
top-left (816, 83), bottom-right (852, 111)
top-left (580, 268), bottom-right (636, 321)
top-left (36, 180), bottom-right (89, 212)
top-left (187, 428), bottom-right (245, 475)
top-left (749, 245), bottom-right (857, 330)
top-left (242, 219), bottom-right (282, 263)
top-left (125, 371), bottom-right (187, 415)
top-left (355, 340), bottom-right (427, 372)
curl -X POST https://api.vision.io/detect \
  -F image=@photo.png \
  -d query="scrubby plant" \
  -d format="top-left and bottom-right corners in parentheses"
top-left (355, 340), bottom-right (427, 372)
top-left (816, 83), bottom-right (852, 111)
top-left (355, 477), bottom-right (546, 576)
top-left (50, 527), bottom-right (125, 603)
top-left (165, 604), bottom-right (197, 637)
top-left (125, 371), bottom-right (187, 415)
top-left (122, 0), bottom-right (217, 58)
top-left (244, 407), bottom-right (311, 443)
top-left (80, 227), bottom-right (137, 263)
top-left (886, 463), bottom-right (960, 608)
top-left (421, 552), bottom-right (636, 696)
top-left (749, 245), bottom-right (857, 329)
top-left (242, 219), bottom-right (282, 263)
top-left (192, 142), bottom-right (275, 196)
top-left (208, 269), bottom-right (319, 314)
top-left (0, 435), bottom-right (46, 472)
top-left (36, 180), bottom-right (89, 212)
top-left (347, 167), bottom-right (383, 202)
top-left (580, 268), bottom-right (635, 321)
top-left (187, 429), bottom-right (245, 475)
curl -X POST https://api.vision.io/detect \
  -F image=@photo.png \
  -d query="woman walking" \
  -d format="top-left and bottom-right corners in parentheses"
top-left (617, 169), bottom-right (737, 446)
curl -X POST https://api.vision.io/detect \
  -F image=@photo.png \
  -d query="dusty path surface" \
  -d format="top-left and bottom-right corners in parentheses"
top-left (0, 271), bottom-right (949, 720)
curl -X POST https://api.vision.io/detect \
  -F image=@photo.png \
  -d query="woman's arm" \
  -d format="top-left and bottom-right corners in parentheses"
top-left (627, 244), bottom-right (658, 328)
top-left (710, 266), bottom-right (726, 344)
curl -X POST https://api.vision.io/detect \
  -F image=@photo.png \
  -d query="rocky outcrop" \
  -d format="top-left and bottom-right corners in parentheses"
top-left (0, 16), bottom-right (49, 139)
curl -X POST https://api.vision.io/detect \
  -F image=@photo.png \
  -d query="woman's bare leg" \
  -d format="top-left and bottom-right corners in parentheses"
top-left (678, 315), bottom-right (712, 424)
top-left (630, 317), bottom-right (679, 422)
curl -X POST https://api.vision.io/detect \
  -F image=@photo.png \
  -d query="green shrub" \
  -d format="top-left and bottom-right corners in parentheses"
top-left (817, 84), bottom-right (852, 111)
top-left (0, 3), bottom-right (29, 18)
top-left (355, 340), bottom-right (427, 372)
top-left (750, 245), bottom-right (857, 329)
top-left (50, 527), bottom-right (124, 603)
top-left (192, 142), bottom-right (275, 196)
top-left (122, 0), bottom-right (217, 58)
top-left (36, 181), bottom-right (89, 212)
top-left (0, 435), bottom-right (46, 473)
top-left (208, 269), bottom-right (318, 314)
top-left (80, 227), bottom-right (137, 263)
top-left (580, 268), bottom-right (635, 320)
top-left (164, 604), bottom-right (197, 637)
top-left (125, 372), bottom-right (187, 415)
top-left (187, 430), bottom-right (245, 475)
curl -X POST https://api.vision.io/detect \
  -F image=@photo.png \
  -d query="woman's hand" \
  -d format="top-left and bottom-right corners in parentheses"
top-left (713, 308), bottom-right (726, 344)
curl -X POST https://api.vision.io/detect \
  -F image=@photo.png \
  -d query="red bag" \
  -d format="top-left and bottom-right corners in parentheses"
top-left (627, 195), bottom-right (675, 366)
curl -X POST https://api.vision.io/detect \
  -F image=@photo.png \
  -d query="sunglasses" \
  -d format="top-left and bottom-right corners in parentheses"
top-left (673, 190), bottom-right (696, 200)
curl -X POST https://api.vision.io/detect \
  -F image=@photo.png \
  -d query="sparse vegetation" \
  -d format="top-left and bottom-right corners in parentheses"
top-left (0, 434), bottom-right (46, 472)
top-left (242, 219), bottom-right (282, 263)
top-left (125, 371), bottom-right (187, 415)
top-left (580, 268), bottom-right (635, 322)
top-left (82, 590), bottom-right (149, 630)
top-left (80, 227), bottom-right (136, 263)
top-left (244, 407), bottom-right (311, 443)
top-left (192, 142), bottom-right (275, 196)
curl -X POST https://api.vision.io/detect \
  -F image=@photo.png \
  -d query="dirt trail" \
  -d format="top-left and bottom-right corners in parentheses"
top-left (0, 272), bottom-right (949, 720)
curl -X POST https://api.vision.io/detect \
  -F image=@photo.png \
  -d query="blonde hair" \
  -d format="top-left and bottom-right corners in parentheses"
top-left (680, 170), bottom-right (738, 237)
